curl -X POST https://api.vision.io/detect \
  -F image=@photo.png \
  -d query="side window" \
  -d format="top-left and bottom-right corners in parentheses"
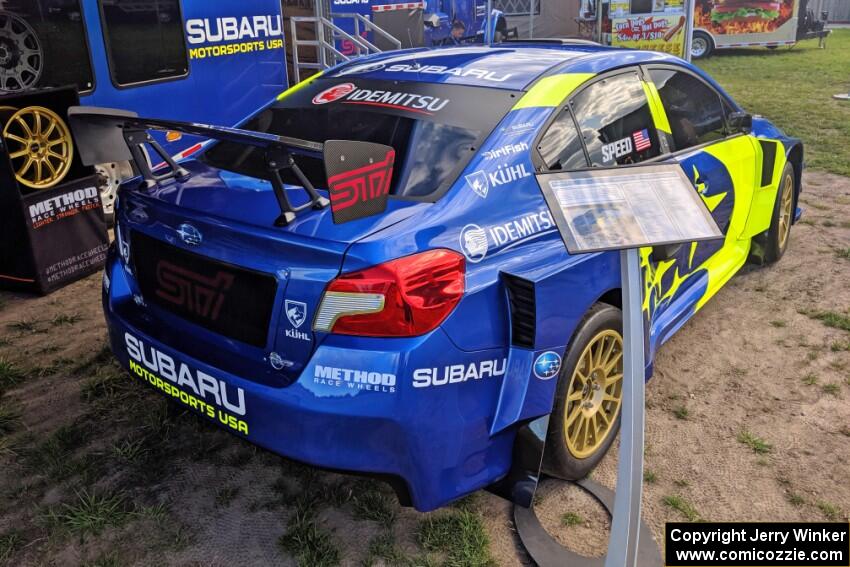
top-left (571, 72), bottom-right (661, 167)
top-left (649, 69), bottom-right (726, 151)
top-left (99, 0), bottom-right (188, 86)
top-left (537, 108), bottom-right (588, 171)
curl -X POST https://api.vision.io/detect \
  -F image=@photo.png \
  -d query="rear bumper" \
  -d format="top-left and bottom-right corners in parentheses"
top-left (102, 248), bottom-right (515, 511)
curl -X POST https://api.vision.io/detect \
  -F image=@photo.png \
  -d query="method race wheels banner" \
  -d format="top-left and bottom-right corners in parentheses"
top-left (0, 87), bottom-right (106, 294)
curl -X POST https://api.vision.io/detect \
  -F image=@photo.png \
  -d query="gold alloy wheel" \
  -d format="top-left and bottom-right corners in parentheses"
top-left (564, 329), bottom-right (624, 459)
top-left (2, 105), bottom-right (73, 190)
top-left (778, 171), bottom-right (794, 251)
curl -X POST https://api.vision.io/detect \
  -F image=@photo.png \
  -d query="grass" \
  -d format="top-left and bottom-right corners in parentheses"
top-left (802, 373), bottom-right (819, 386)
top-left (561, 512), bottom-right (584, 527)
top-left (822, 383), bottom-right (841, 396)
top-left (662, 495), bottom-right (701, 522)
top-left (0, 358), bottom-right (25, 391)
top-left (51, 313), bottom-right (81, 326)
top-left (6, 318), bottom-right (41, 334)
top-left (278, 498), bottom-right (341, 567)
top-left (418, 509), bottom-right (495, 567)
top-left (804, 310), bottom-right (850, 332)
top-left (45, 489), bottom-right (129, 537)
top-left (25, 423), bottom-right (88, 480)
top-left (672, 406), bottom-right (689, 420)
top-left (351, 486), bottom-right (397, 528)
top-left (830, 341), bottom-right (850, 352)
top-left (214, 486), bottom-right (240, 508)
top-left (769, 320), bottom-right (786, 328)
top-left (643, 470), bottom-right (658, 483)
top-left (816, 500), bottom-right (841, 520)
top-left (363, 532), bottom-right (426, 567)
top-left (0, 530), bottom-right (20, 564)
top-left (697, 30), bottom-right (850, 176)
top-left (0, 403), bottom-right (20, 434)
top-left (111, 438), bottom-right (146, 463)
top-left (737, 430), bottom-right (773, 454)
top-left (835, 248), bottom-right (850, 261)
top-left (787, 492), bottom-right (805, 507)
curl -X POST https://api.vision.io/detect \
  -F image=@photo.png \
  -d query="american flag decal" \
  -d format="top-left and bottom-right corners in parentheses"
top-left (633, 129), bottom-right (651, 152)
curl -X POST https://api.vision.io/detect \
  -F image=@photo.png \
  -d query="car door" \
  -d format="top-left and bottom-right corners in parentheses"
top-left (535, 68), bottom-right (667, 357)
top-left (642, 66), bottom-right (757, 339)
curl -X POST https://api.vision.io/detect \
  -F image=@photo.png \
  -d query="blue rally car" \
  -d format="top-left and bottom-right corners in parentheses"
top-left (72, 40), bottom-right (802, 512)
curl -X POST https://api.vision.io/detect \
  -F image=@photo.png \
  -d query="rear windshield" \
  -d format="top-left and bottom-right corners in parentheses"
top-left (201, 79), bottom-right (520, 199)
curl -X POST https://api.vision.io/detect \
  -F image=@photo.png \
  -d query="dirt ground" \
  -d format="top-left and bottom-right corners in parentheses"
top-left (0, 170), bottom-right (848, 566)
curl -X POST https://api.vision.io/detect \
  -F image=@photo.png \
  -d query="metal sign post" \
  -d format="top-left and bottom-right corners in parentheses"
top-left (683, 0), bottom-right (695, 61)
top-left (606, 247), bottom-right (646, 567)
top-left (504, 164), bottom-right (723, 567)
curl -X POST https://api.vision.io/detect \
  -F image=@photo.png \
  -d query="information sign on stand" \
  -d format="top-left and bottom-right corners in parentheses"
top-left (512, 163), bottom-right (722, 567)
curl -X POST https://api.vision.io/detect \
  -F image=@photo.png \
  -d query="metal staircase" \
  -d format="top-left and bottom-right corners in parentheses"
top-left (289, 11), bottom-right (402, 82)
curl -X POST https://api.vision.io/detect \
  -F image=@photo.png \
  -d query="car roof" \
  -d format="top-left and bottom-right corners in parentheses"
top-left (325, 42), bottom-right (688, 91)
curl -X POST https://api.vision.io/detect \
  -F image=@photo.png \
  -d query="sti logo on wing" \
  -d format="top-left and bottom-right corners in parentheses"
top-left (326, 147), bottom-right (395, 223)
top-left (155, 260), bottom-right (234, 321)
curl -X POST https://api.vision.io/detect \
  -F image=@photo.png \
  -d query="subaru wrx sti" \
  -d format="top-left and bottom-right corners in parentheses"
top-left (75, 41), bottom-right (802, 511)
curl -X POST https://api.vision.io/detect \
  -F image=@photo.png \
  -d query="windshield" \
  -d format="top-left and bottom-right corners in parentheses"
top-left (201, 78), bottom-right (520, 199)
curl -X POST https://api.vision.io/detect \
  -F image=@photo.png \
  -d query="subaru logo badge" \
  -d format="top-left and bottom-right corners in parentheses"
top-left (177, 223), bottom-right (202, 246)
top-left (533, 351), bottom-right (562, 380)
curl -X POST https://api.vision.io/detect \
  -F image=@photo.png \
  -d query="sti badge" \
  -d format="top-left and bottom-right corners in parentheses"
top-left (324, 140), bottom-right (395, 224)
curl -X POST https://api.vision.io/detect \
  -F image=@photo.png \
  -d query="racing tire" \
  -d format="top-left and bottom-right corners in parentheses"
top-left (543, 302), bottom-right (623, 480)
top-left (691, 31), bottom-right (713, 59)
top-left (764, 162), bottom-right (795, 263)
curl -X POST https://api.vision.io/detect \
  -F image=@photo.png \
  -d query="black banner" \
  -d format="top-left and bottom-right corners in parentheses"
top-left (666, 522), bottom-right (850, 566)
top-left (22, 175), bottom-right (108, 293)
top-left (0, 87), bottom-right (106, 294)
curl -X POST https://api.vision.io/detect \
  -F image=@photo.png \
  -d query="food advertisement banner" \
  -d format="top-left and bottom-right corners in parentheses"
top-left (611, 14), bottom-right (687, 56)
top-left (695, 0), bottom-right (794, 35)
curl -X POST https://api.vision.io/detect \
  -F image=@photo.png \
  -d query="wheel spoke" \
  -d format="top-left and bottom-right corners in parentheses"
top-left (598, 410), bottom-right (610, 426)
top-left (15, 116), bottom-right (32, 137)
top-left (18, 157), bottom-right (33, 177)
top-left (605, 373), bottom-right (623, 387)
top-left (574, 368), bottom-right (588, 386)
top-left (44, 158), bottom-right (57, 177)
top-left (35, 160), bottom-right (42, 182)
top-left (604, 351), bottom-right (623, 373)
top-left (33, 110), bottom-right (41, 136)
top-left (47, 150), bottom-right (65, 160)
top-left (43, 120), bottom-right (56, 138)
top-left (568, 389), bottom-right (583, 402)
top-left (8, 149), bottom-right (27, 159)
top-left (583, 416), bottom-right (594, 448)
top-left (47, 138), bottom-right (66, 148)
top-left (601, 337), bottom-right (616, 367)
top-left (5, 133), bottom-right (28, 145)
top-left (565, 404), bottom-right (582, 427)
top-left (603, 392), bottom-right (619, 402)
top-left (594, 337), bottom-right (606, 366)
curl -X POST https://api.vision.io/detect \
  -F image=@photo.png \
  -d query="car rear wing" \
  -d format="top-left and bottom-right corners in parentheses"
top-left (67, 106), bottom-right (328, 226)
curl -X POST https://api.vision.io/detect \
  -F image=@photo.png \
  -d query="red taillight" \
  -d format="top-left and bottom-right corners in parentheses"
top-left (314, 249), bottom-right (465, 337)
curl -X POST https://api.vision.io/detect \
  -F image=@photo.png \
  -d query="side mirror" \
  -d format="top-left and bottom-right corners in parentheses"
top-left (650, 243), bottom-right (683, 263)
top-left (728, 111), bottom-right (753, 133)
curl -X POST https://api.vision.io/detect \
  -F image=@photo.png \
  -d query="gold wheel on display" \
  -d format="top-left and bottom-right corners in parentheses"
top-left (2, 105), bottom-right (73, 190)
top-left (778, 171), bottom-right (794, 251)
top-left (564, 329), bottom-right (624, 459)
